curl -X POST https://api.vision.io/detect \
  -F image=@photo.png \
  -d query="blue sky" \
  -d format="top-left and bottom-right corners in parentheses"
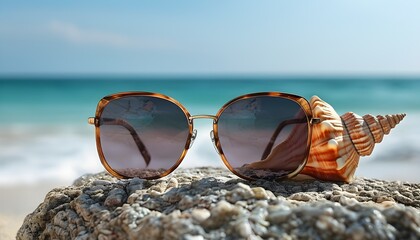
top-left (1, 1), bottom-right (419, 75)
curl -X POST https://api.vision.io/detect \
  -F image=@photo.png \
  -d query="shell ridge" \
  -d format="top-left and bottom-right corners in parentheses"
top-left (339, 115), bottom-right (362, 156)
top-left (363, 114), bottom-right (383, 143)
top-left (362, 114), bottom-right (377, 146)
top-left (377, 115), bottom-right (391, 134)
top-left (376, 115), bottom-right (385, 135)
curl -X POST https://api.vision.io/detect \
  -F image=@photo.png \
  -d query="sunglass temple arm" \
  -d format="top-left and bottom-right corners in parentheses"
top-left (87, 117), bottom-right (152, 166)
top-left (261, 117), bottom-right (321, 160)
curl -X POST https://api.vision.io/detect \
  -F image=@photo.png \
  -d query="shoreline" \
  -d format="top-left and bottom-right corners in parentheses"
top-left (0, 181), bottom-right (68, 240)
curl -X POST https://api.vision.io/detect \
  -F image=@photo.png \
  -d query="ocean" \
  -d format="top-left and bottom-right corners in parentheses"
top-left (1, 76), bottom-right (419, 185)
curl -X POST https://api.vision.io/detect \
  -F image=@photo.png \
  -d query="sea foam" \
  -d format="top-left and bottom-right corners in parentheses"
top-left (0, 113), bottom-right (418, 185)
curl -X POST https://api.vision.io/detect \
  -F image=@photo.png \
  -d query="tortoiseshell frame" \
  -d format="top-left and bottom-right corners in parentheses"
top-left (89, 92), bottom-right (318, 181)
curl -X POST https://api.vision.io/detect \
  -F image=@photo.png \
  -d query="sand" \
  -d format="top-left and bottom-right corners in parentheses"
top-left (0, 181), bottom-right (68, 240)
top-left (0, 214), bottom-right (24, 240)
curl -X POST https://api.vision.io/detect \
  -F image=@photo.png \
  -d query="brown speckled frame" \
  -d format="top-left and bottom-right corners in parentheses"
top-left (89, 92), bottom-right (319, 180)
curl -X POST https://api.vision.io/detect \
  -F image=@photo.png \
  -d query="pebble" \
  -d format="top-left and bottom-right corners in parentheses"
top-left (149, 189), bottom-right (163, 197)
top-left (380, 200), bottom-right (397, 208)
top-left (149, 181), bottom-right (167, 193)
top-left (92, 180), bottom-right (112, 186)
top-left (211, 200), bottom-right (240, 218)
top-left (267, 209), bottom-right (292, 224)
top-left (166, 177), bottom-right (179, 190)
top-left (178, 195), bottom-right (194, 210)
top-left (104, 188), bottom-right (127, 207)
top-left (16, 167), bottom-right (420, 240)
top-left (316, 215), bottom-right (345, 233)
top-left (237, 182), bottom-right (252, 192)
top-left (289, 192), bottom-right (313, 202)
top-left (252, 187), bottom-right (269, 200)
top-left (235, 220), bottom-right (253, 238)
top-left (339, 195), bottom-right (359, 206)
top-left (126, 177), bottom-right (144, 195)
top-left (226, 182), bottom-right (255, 202)
top-left (376, 195), bottom-right (394, 203)
top-left (344, 185), bottom-right (359, 193)
top-left (191, 208), bottom-right (211, 223)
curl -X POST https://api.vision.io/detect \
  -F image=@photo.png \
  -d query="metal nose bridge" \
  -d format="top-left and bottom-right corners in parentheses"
top-left (188, 114), bottom-right (220, 153)
top-left (189, 115), bottom-right (218, 123)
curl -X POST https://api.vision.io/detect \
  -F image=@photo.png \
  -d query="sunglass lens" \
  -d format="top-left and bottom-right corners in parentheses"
top-left (98, 96), bottom-right (190, 179)
top-left (217, 96), bottom-right (309, 180)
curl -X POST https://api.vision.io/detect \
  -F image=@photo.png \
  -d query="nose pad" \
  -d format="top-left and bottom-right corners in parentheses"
top-left (210, 130), bottom-right (220, 154)
top-left (189, 129), bottom-right (197, 149)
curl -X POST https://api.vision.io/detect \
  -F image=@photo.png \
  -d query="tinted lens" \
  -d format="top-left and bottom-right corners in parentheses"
top-left (217, 96), bottom-right (309, 180)
top-left (98, 96), bottom-right (190, 178)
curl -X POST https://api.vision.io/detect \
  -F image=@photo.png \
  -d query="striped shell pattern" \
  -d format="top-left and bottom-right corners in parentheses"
top-left (299, 96), bottom-right (406, 182)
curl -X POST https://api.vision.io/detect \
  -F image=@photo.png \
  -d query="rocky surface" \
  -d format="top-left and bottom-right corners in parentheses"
top-left (17, 167), bottom-right (420, 240)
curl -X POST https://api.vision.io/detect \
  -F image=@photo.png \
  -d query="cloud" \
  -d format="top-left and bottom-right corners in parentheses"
top-left (48, 21), bottom-right (167, 50)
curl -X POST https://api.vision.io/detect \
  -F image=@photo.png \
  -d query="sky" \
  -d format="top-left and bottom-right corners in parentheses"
top-left (0, 1), bottom-right (420, 75)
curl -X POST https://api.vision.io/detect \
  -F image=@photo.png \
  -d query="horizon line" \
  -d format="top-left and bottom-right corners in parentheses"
top-left (1, 73), bottom-right (420, 81)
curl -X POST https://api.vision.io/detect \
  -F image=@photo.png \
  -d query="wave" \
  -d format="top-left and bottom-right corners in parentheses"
top-left (0, 112), bottom-right (418, 185)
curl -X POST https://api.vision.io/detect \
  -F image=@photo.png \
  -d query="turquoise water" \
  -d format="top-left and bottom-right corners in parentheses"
top-left (1, 76), bottom-right (420, 124)
top-left (0, 76), bottom-right (419, 184)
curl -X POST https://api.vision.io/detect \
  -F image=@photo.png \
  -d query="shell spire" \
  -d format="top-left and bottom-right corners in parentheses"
top-left (299, 96), bottom-right (406, 182)
top-left (341, 112), bottom-right (406, 156)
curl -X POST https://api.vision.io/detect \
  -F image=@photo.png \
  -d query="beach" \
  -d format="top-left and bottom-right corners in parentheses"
top-left (0, 181), bottom-right (67, 239)
top-left (0, 215), bottom-right (21, 240)
top-left (3, 0), bottom-right (420, 237)
top-left (1, 77), bottom-right (420, 238)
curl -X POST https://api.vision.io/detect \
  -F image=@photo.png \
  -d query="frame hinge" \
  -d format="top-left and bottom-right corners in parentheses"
top-left (88, 117), bottom-right (96, 125)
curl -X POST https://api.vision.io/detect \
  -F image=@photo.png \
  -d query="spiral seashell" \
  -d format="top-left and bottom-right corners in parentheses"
top-left (299, 96), bottom-right (406, 182)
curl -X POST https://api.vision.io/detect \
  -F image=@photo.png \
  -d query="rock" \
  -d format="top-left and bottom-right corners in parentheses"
top-left (17, 167), bottom-right (420, 240)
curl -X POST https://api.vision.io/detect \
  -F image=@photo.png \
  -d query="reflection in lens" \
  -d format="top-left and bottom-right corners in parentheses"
top-left (217, 96), bottom-right (309, 180)
top-left (98, 96), bottom-right (190, 178)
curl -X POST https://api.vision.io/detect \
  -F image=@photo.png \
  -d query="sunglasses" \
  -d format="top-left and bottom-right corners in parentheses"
top-left (88, 92), bottom-right (320, 181)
